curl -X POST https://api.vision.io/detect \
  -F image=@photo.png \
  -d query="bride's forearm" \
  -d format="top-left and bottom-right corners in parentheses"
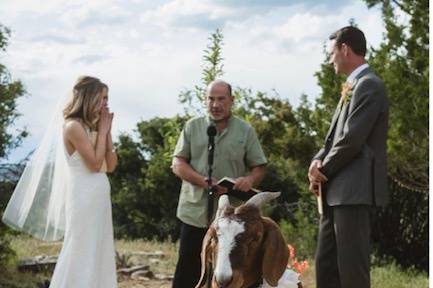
top-left (94, 132), bottom-right (108, 170)
top-left (105, 133), bottom-right (118, 172)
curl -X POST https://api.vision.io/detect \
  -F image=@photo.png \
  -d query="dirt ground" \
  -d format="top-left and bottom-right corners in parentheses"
top-left (119, 278), bottom-right (172, 288)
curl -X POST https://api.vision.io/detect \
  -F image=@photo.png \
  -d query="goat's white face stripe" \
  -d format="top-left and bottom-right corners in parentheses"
top-left (215, 217), bottom-right (245, 284)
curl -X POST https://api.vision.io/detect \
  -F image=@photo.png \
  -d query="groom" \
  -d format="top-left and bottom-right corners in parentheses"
top-left (308, 26), bottom-right (389, 288)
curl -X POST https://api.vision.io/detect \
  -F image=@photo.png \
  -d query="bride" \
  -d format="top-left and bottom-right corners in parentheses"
top-left (2, 76), bottom-right (118, 288)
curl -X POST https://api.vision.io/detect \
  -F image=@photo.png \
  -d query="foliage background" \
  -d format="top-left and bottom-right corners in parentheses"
top-left (0, 0), bottom-right (428, 273)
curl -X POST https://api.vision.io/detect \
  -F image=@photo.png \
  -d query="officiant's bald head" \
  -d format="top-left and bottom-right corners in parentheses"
top-left (206, 80), bottom-right (232, 97)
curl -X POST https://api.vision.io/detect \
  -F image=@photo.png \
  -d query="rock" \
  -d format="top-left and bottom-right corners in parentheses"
top-left (132, 251), bottom-right (165, 258)
top-left (117, 264), bottom-right (150, 275)
top-left (18, 255), bottom-right (58, 273)
top-left (155, 273), bottom-right (174, 280)
top-left (131, 270), bottom-right (154, 280)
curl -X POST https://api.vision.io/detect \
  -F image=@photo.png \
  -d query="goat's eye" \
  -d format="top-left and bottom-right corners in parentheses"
top-left (235, 234), bottom-right (244, 241)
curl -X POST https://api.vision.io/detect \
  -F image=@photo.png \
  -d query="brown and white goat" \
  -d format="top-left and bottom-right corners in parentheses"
top-left (195, 192), bottom-right (291, 288)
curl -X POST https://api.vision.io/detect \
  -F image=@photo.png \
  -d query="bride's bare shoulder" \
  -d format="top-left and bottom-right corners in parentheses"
top-left (64, 119), bottom-right (85, 135)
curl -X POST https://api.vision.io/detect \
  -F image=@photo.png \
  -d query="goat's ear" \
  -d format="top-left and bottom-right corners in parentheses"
top-left (195, 227), bottom-right (214, 288)
top-left (261, 218), bottom-right (289, 286)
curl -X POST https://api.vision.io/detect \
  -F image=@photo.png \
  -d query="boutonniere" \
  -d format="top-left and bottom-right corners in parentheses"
top-left (341, 82), bottom-right (353, 105)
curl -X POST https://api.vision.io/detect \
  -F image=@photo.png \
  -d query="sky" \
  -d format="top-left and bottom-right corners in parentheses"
top-left (0, 0), bottom-right (386, 163)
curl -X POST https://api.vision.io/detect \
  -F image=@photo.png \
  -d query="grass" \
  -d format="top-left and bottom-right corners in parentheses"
top-left (371, 263), bottom-right (429, 288)
top-left (115, 238), bottom-right (179, 276)
top-left (0, 235), bottom-right (429, 288)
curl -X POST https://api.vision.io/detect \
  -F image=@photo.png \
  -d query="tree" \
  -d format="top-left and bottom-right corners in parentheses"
top-left (363, 0), bottom-right (429, 271)
top-left (178, 29), bottom-right (225, 116)
top-left (0, 25), bottom-right (27, 159)
top-left (365, 0), bottom-right (428, 192)
top-left (110, 116), bottom-right (187, 240)
top-left (0, 23), bottom-right (27, 265)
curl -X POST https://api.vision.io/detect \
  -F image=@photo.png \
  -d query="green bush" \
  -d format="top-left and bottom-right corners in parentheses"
top-left (372, 178), bottom-right (429, 271)
top-left (0, 182), bottom-right (17, 266)
top-left (278, 201), bottom-right (318, 260)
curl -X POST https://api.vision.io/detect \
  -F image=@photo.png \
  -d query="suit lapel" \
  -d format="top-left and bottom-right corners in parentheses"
top-left (325, 67), bottom-right (373, 141)
top-left (325, 99), bottom-right (343, 140)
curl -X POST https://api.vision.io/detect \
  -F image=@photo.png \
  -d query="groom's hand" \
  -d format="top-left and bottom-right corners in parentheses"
top-left (308, 160), bottom-right (328, 183)
top-left (309, 181), bottom-right (320, 196)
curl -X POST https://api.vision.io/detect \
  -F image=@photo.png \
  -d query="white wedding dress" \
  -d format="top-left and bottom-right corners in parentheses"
top-left (49, 143), bottom-right (118, 288)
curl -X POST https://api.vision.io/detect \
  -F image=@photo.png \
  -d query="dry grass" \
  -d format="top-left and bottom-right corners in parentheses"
top-left (7, 235), bottom-right (177, 288)
top-left (115, 239), bottom-right (178, 276)
top-left (7, 235), bottom-right (315, 288)
top-left (10, 236), bottom-right (63, 258)
top-left (118, 278), bottom-right (171, 288)
top-left (2, 235), bottom-right (429, 288)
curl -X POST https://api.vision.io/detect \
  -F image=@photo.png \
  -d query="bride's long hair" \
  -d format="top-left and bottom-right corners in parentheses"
top-left (63, 76), bottom-right (107, 130)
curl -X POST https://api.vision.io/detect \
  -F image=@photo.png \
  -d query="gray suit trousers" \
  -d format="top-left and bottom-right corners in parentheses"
top-left (315, 203), bottom-right (371, 288)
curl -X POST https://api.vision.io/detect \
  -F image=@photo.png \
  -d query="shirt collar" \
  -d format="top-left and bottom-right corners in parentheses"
top-left (346, 63), bottom-right (369, 86)
top-left (206, 114), bottom-right (234, 129)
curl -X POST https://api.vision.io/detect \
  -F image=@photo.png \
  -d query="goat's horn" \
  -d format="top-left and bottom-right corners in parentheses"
top-left (245, 191), bottom-right (280, 208)
top-left (216, 195), bottom-right (230, 219)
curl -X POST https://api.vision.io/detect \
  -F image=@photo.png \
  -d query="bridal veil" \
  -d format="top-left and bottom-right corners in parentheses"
top-left (2, 95), bottom-right (69, 241)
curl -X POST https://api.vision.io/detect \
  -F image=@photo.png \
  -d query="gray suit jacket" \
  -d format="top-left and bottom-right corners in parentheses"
top-left (314, 67), bottom-right (389, 207)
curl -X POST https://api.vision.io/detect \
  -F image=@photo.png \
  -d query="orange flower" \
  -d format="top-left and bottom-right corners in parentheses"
top-left (287, 244), bottom-right (295, 261)
top-left (286, 244), bottom-right (309, 276)
top-left (293, 260), bottom-right (309, 275)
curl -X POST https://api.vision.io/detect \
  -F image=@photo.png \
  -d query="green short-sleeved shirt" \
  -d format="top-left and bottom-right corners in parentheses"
top-left (173, 115), bottom-right (267, 228)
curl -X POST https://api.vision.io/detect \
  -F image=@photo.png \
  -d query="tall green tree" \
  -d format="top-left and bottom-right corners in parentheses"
top-left (364, 0), bottom-right (429, 271)
top-left (0, 24), bottom-right (27, 265)
top-left (366, 0), bottom-right (428, 191)
top-left (178, 29), bottom-right (225, 116)
top-left (0, 25), bottom-right (27, 159)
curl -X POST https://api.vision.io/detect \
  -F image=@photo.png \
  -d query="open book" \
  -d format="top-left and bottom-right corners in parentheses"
top-left (217, 177), bottom-right (260, 201)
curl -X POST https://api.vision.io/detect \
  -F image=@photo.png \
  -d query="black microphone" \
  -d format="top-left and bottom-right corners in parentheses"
top-left (206, 124), bottom-right (217, 279)
top-left (207, 125), bottom-right (217, 137)
top-left (207, 125), bottom-right (217, 166)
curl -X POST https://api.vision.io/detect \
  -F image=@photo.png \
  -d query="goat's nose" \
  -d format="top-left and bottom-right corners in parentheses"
top-left (216, 275), bottom-right (232, 288)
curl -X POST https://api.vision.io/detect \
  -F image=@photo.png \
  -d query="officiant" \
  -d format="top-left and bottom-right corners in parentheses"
top-left (171, 79), bottom-right (267, 288)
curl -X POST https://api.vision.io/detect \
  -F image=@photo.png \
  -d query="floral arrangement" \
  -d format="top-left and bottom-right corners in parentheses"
top-left (341, 82), bottom-right (353, 105)
top-left (287, 244), bottom-right (309, 276)
top-left (260, 244), bottom-right (308, 287)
